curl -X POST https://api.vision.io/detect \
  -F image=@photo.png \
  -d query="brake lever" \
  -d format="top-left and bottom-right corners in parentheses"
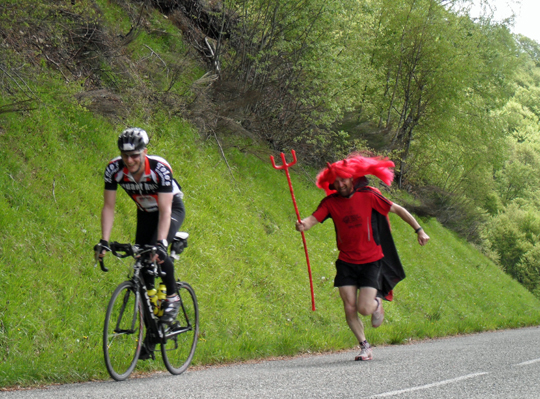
top-left (99, 258), bottom-right (108, 272)
top-left (150, 246), bottom-right (167, 277)
top-left (94, 243), bottom-right (109, 272)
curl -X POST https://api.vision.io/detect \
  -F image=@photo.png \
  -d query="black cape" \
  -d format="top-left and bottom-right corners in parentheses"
top-left (359, 181), bottom-right (406, 299)
top-left (370, 206), bottom-right (406, 300)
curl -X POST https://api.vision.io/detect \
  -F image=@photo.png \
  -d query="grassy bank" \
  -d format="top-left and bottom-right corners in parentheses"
top-left (1, 85), bottom-right (540, 388)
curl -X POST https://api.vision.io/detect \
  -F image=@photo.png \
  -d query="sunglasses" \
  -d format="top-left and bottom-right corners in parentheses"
top-left (121, 152), bottom-right (143, 160)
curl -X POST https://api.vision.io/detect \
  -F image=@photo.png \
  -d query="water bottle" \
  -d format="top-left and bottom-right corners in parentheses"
top-left (147, 288), bottom-right (158, 315)
top-left (157, 283), bottom-right (167, 317)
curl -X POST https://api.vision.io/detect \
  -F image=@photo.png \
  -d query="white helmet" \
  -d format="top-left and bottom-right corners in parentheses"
top-left (117, 127), bottom-right (149, 152)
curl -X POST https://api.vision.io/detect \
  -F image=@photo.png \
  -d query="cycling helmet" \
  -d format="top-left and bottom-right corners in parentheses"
top-left (117, 127), bottom-right (149, 152)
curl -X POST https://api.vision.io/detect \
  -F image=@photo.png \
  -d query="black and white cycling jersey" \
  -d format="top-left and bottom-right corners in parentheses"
top-left (104, 155), bottom-right (183, 212)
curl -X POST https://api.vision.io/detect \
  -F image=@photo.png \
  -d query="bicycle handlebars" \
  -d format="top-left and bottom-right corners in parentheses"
top-left (95, 233), bottom-right (188, 275)
top-left (94, 242), bottom-right (159, 274)
top-left (109, 242), bottom-right (136, 258)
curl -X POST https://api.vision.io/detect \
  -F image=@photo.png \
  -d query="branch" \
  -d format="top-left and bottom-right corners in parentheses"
top-left (143, 44), bottom-right (168, 68)
top-left (212, 129), bottom-right (236, 182)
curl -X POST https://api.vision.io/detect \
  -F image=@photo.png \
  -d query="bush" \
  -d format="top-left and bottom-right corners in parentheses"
top-left (482, 203), bottom-right (540, 295)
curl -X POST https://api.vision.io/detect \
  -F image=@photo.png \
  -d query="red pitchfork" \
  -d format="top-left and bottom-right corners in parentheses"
top-left (270, 150), bottom-right (316, 311)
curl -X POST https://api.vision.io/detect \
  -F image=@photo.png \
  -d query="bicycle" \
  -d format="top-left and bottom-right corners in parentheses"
top-left (94, 232), bottom-right (199, 381)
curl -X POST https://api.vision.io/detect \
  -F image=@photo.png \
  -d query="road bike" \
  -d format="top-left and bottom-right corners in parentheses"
top-left (94, 232), bottom-right (199, 381)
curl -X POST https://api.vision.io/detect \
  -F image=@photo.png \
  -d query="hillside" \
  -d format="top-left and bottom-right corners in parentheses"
top-left (1, 0), bottom-right (540, 388)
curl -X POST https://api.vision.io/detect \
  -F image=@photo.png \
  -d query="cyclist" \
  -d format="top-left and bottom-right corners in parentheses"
top-left (95, 127), bottom-right (186, 334)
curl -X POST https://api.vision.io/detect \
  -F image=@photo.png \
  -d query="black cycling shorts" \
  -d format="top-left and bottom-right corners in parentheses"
top-left (135, 197), bottom-right (186, 246)
top-left (135, 198), bottom-right (186, 293)
top-left (333, 259), bottom-right (382, 289)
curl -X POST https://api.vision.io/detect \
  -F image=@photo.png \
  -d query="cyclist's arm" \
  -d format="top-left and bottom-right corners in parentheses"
top-left (157, 192), bottom-right (173, 243)
top-left (101, 189), bottom-right (117, 242)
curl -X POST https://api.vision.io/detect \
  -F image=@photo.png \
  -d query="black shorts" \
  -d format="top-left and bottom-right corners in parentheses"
top-left (135, 198), bottom-right (186, 246)
top-left (334, 259), bottom-right (382, 289)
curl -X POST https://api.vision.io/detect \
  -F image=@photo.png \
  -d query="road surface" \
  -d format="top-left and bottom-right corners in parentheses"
top-left (3, 326), bottom-right (540, 398)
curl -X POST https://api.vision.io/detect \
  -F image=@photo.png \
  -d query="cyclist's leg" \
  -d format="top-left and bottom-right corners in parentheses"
top-left (135, 209), bottom-right (158, 244)
top-left (161, 199), bottom-right (185, 295)
top-left (135, 200), bottom-right (185, 294)
top-left (166, 198), bottom-right (185, 243)
top-left (134, 211), bottom-right (159, 358)
top-left (136, 210), bottom-right (158, 288)
top-left (159, 201), bottom-right (186, 323)
top-left (161, 282), bottom-right (199, 375)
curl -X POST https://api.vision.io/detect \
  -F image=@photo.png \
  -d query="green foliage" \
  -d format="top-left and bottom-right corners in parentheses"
top-left (349, 0), bottom-right (515, 174)
top-left (215, 0), bottom-right (527, 248)
top-left (493, 140), bottom-right (540, 205)
top-left (214, 0), bottom-right (377, 163)
top-left (1, 72), bottom-right (540, 387)
top-left (203, 0), bottom-right (536, 250)
top-left (477, 35), bottom-right (540, 297)
top-left (482, 203), bottom-right (540, 294)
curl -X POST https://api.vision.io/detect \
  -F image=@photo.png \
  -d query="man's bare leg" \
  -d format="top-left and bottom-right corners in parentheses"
top-left (358, 286), bottom-right (384, 328)
top-left (356, 286), bottom-right (379, 316)
top-left (339, 285), bottom-right (380, 361)
top-left (339, 286), bottom-right (366, 342)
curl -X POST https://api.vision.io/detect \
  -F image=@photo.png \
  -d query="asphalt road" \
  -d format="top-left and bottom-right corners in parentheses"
top-left (3, 326), bottom-right (540, 398)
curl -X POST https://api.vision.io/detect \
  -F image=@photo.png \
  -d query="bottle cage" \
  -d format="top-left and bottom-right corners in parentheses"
top-left (171, 231), bottom-right (189, 260)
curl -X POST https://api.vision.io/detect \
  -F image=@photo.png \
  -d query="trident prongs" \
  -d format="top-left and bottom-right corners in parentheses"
top-left (270, 150), bottom-right (297, 170)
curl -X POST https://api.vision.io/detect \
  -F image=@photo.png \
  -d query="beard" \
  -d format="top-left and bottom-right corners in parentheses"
top-left (337, 186), bottom-right (353, 197)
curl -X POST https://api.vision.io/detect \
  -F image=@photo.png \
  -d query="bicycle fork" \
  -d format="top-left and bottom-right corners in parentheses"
top-left (114, 288), bottom-right (140, 335)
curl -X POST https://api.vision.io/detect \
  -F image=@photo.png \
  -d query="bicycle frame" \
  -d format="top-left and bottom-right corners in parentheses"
top-left (129, 251), bottom-right (166, 344)
top-left (106, 244), bottom-right (195, 342)
top-left (97, 243), bottom-right (165, 339)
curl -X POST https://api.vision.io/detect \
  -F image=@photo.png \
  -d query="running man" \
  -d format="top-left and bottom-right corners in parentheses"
top-left (296, 154), bottom-right (429, 361)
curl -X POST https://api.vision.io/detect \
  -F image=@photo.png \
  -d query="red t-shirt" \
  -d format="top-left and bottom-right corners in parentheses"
top-left (312, 188), bottom-right (393, 264)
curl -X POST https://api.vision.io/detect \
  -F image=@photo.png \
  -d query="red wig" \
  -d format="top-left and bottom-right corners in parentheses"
top-left (316, 154), bottom-right (395, 195)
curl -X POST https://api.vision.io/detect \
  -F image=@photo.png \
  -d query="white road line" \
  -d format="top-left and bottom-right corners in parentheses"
top-left (367, 372), bottom-right (489, 398)
top-left (516, 358), bottom-right (540, 367)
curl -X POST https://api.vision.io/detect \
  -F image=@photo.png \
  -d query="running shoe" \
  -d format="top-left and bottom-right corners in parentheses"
top-left (355, 343), bottom-right (373, 361)
top-left (371, 297), bottom-right (384, 328)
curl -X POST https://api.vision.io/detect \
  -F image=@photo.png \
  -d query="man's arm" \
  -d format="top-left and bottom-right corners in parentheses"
top-left (101, 189), bottom-right (117, 242)
top-left (157, 192), bottom-right (174, 242)
top-left (296, 215), bottom-right (319, 232)
top-left (389, 203), bottom-right (430, 246)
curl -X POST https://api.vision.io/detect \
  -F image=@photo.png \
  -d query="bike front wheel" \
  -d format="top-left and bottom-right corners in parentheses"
top-left (103, 281), bottom-right (144, 381)
top-left (161, 281), bottom-right (199, 375)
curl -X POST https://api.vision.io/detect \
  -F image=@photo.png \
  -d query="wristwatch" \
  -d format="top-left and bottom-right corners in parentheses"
top-left (157, 239), bottom-right (168, 248)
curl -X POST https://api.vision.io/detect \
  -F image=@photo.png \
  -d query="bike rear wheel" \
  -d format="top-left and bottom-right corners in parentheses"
top-left (103, 281), bottom-right (144, 381)
top-left (161, 281), bottom-right (199, 375)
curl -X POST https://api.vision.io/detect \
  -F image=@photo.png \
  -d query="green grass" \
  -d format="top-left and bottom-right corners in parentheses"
top-left (1, 0), bottom-right (540, 389)
top-left (1, 88), bottom-right (539, 387)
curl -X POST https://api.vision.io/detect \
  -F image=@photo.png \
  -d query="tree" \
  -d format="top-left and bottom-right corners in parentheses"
top-left (354, 0), bottom-right (517, 190)
top-left (207, 0), bottom-right (378, 163)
